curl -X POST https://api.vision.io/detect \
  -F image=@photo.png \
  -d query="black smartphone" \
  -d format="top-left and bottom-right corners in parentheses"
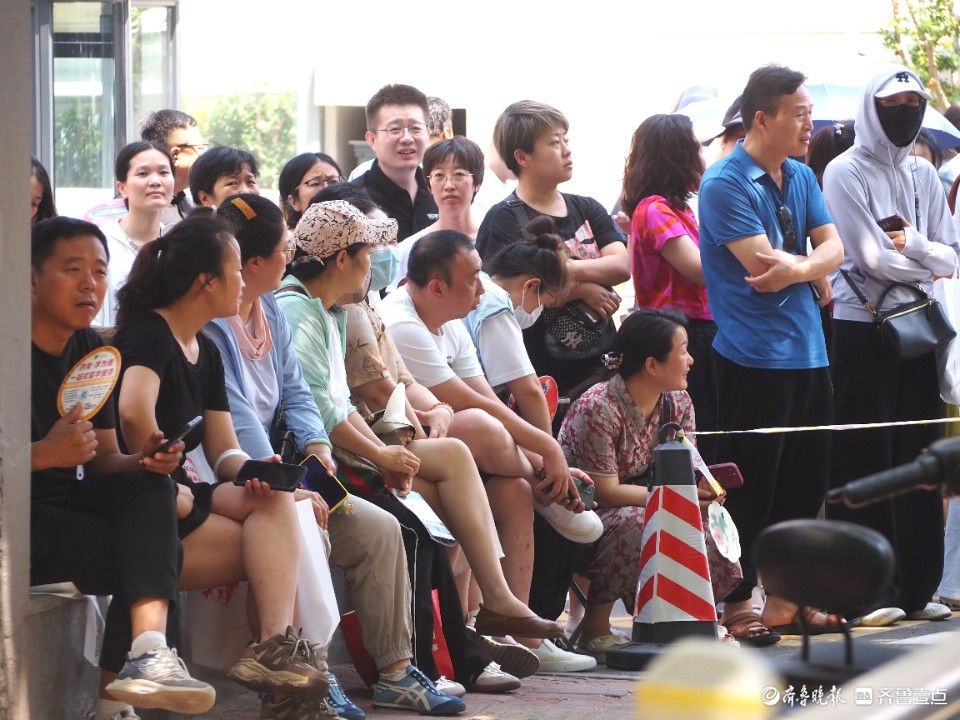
top-left (156, 416), bottom-right (203, 454)
top-left (569, 475), bottom-right (597, 509)
top-left (233, 460), bottom-right (306, 492)
top-left (300, 454), bottom-right (350, 511)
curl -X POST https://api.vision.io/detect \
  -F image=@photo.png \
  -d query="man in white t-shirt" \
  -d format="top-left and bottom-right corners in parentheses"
top-left (379, 228), bottom-right (602, 672)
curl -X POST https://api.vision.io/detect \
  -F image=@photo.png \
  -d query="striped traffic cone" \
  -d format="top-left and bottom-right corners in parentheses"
top-left (606, 438), bottom-right (718, 670)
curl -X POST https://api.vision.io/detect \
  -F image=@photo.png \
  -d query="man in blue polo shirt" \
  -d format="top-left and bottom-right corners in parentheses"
top-left (699, 64), bottom-right (844, 646)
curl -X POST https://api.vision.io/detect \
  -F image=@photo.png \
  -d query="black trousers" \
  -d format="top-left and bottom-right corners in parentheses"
top-left (714, 353), bottom-right (834, 603)
top-left (826, 320), bottom-right (944, 613)
top-left (31, 471), bottom-right (182, 672)
top-left (368, 493), bottom-right (490, 684)
top-left (685, 318), bottom-right (720, 465)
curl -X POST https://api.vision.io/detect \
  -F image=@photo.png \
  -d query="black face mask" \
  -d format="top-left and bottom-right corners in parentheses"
top-left (875, 100), bottom-right (926, 147)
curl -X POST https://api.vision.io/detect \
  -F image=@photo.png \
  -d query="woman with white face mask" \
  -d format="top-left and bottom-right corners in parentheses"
top-left (462, 216), bottom-right (569, 434)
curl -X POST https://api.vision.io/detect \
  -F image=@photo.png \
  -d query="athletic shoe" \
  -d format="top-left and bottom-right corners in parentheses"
top-left (858, 607), bottom-right (906, 627)
top-left (471, 663), bottom-right (520, 693)
top-left (906, 602), bottom-right (953, 621)
top-left (463, 626), bottom-right (540, 678)
top-left (434, 677), bottom-right (466, 697)
top-left (326, 673), bottom-right (365, 720)
top-left (371, 664), bottom-right (466, 715)
top-left (92, 703), bottom-right (141, 720)
top-left (105, 645), bottom-right (216, 714)
top-left (259, 693), bottom-right (346, 719)
top-left (531, 639), bottom-right (597, 673)
top-left (533, 502), bottom-right (603, 543)
top-left (228, 626), bottom-right (329, 697)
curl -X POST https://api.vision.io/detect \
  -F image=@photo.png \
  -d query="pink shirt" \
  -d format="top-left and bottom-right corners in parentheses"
top-left (630, 195), bottom-right (712, 321)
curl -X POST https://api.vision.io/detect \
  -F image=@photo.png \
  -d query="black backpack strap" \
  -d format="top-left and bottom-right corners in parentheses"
top-left (506, 195), bottom-right (537, 241)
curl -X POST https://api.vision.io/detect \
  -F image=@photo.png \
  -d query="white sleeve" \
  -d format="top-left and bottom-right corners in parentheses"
top-left (476, 313), bottom-right (535, 387)
top-left (386, 320), bottom-right (457, 388)
top-left (445, 322), bottom-right (485, 380)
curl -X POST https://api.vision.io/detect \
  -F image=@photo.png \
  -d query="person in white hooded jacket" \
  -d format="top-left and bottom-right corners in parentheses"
top-left (823, 65), bottom-right (960, 623)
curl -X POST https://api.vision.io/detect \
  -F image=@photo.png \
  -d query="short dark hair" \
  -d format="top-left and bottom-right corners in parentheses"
top-left (741, 65), bottom-right (807, 132)
top-left (307, 182), bottom-right (376, 215)
top-left (115, 140), bottom-right (173, 182)
top-left (806, 121), bottom-right (855, 187)
top-left (216, 193), bottom-right (286, 264)
top-left (407, 230), bottom-right (474, 287)
top-left (32, 216), bottom-right (108, 271)
top-left (494, 100), bottom-right (568, 176)
top-left (31, 157), bottom-right (58, 224)
top-left (140, 109), bottom-right (198, 145)
top-left (188, 146), bottom-right (260, 205)
top-left (423, 137), bottom-right (485, 188)
top-left (277, 152), bottom-right (344, 227)
top-left (365, 84), bottom-right (429, 129)
top-left (621, 114), bottom-right (702, 215)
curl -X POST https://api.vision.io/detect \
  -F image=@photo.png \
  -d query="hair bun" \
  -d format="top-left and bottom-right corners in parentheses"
top-left (523, 215), bottom-right (564, 251)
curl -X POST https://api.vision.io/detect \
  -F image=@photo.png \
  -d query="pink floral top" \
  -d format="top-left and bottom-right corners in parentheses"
top-left (558, 374), bottom-right (695, 481)
top-left (630, 195), bottom-right (712, 321)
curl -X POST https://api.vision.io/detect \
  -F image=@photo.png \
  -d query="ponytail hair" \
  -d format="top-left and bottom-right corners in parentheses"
top-left (116, 210), bottom-right (235, 326)
top-left (567, 308), bottom-right (687, 404)
top-left (485, 215), bottom-right (568, 293)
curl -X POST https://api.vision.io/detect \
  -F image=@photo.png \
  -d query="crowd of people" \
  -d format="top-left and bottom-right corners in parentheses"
top-left (28, 65), bottom-right (960, 720)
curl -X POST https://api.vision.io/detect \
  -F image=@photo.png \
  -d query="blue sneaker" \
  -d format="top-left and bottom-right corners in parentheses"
top-left (105, 645), bottom-right (216, 714)
top-left (326, 673), bottom-right (365, 720)
top-left (371, 665), bottom-right (465, 715)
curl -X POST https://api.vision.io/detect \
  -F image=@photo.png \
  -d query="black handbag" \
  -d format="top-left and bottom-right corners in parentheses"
top-left (841, 271), bottom-right (956, 360)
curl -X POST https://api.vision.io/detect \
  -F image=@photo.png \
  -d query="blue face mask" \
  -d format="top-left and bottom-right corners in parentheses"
top-left (369, 245), bottom-right (401, 293)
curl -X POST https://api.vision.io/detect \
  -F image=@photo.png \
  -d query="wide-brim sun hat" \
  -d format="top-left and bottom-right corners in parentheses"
top-left (293, 199), bottom-right (397, 262)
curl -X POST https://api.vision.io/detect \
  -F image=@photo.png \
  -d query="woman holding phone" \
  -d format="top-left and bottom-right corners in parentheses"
top-left (112, 212), bottom-right (332, 715)
top-left (206, 193), bottom-right (461, 718)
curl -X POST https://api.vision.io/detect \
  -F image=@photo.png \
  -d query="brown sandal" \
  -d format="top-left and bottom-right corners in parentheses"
top-left (722, 611), bottom-right (781, 647)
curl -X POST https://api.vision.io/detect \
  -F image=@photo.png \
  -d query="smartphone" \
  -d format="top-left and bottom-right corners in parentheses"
top-left (707, 463), bottom-right (744, 490)
top-left (156, 416), bottom-right (203, 454)
top-left (877, 214), bottom-right (906, 232)
top-left (569, 475), bottom-right (597, 509)
top-left (300, 454), bottom-right (350, 511)
top-left (234, 460), bottom-right (306, 492)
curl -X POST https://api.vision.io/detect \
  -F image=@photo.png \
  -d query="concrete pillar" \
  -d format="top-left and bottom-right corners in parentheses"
top-left (0, 0), bottom-right (35, 717)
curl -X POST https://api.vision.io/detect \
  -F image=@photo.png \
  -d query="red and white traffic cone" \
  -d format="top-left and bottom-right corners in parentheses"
top-left (607, 438), bottom-right (718, 670)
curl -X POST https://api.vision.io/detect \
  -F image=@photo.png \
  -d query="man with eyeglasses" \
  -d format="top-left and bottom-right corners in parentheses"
top-left (351, 84), bottom-right (439, 241)
top-left (84, 108), bottom-right (208, 227)
top-left (698, 64), bottom-right (844, 646)
top-left (822, 66), bottom-right (960, 625)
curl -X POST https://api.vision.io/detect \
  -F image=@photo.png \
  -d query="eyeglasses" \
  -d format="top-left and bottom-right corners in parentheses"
top-left (173, 143), bottom-right (209, 153)
top-left (277, 239), bottom-right (296, 263)
top-left (297, 175), bottom-right (345, 192)
top-left (427, 170), bottom-right (474, 185)
top-left (373, 124), bottom-right (427, 138)
top-left (775, 205), bottom-right (798, 254)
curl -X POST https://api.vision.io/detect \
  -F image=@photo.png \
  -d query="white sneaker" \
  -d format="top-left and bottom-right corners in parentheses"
top-left (531, 640), bottom-right (597, 672)
top-left (472, 663), bottom-right (520, 693)
top-left (434, 676), bottom-right (466, 697)
top-left (534, 502), bottom-right (603, 543)
top-left (859, 607), bottom-right (906, 627)
top-left (905, 602), bottom-right (952, 621)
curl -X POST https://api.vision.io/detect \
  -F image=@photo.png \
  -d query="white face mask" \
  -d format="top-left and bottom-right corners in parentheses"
top-left (513, 283), bottom-right (543, 329)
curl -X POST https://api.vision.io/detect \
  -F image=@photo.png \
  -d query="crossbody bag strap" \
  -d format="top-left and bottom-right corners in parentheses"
top-left (506, 196), bottom-right (537, 241)
top-left (838, 269), bottom-right (877, 316)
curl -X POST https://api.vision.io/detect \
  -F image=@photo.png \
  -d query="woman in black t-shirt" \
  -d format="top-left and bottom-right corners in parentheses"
top-left (113, 212), bottom-right (329, 703)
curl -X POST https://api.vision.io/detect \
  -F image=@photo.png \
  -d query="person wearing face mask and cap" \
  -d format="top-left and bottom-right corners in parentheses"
top-left (823, 66), bottom-right (960, 626)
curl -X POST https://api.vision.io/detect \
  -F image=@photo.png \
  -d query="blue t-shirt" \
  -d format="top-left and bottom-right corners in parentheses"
top-left (699, 142), bottom-right (832, 370)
